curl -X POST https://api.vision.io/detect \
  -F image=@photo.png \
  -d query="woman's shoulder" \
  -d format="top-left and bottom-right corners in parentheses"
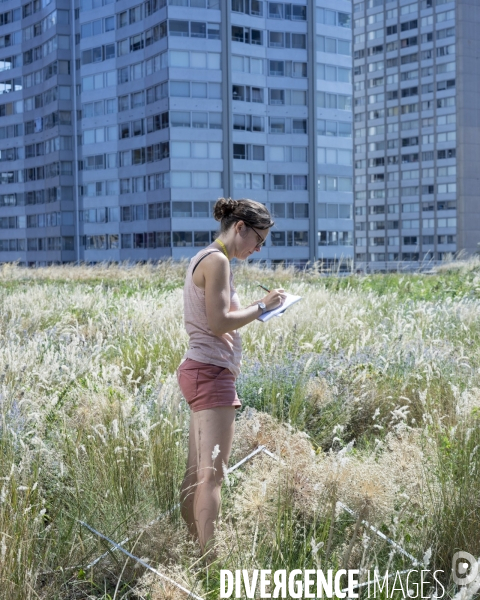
top-left (190, 247), bottom-right (229, 283)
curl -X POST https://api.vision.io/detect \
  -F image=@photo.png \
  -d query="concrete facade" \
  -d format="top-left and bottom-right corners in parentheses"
top-left (352, 0), bottom-right (463, 272)
top-left (0, 0), bottom-right (354, 268)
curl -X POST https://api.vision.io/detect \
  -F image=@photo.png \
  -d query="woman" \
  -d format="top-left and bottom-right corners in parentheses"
top-left (177, 197), bottom-right (285, 557)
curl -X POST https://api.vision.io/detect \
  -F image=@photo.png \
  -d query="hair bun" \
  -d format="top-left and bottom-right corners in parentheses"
top-left (213, 197), bottom-right (239, 221)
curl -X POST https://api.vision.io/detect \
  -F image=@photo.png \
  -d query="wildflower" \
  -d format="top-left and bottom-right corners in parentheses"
top-left (211, 444), bottom-right (220, 461)
top-left (423, 547), bottom-right (432, 567)
top-left (222, 462), bottom-right (230, 487)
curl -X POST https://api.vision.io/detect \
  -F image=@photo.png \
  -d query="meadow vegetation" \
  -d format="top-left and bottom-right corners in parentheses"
top-left (0, 258), bottom-right (479, 599)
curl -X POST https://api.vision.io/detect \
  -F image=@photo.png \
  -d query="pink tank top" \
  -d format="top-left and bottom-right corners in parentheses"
top-left (182, 248), bottom-right (242, 378)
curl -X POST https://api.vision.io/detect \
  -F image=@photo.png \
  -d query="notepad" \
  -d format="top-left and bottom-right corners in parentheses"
top-left (257, 293), bottom-right (302, 323)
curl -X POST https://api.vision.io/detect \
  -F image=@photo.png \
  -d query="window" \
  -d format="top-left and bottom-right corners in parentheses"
top-left (232, 25), bottom-right (262, 45)
top-left (233, 144), bottom-right (264, 160)
top-left (233, 173), bottom-right (265, 189)
top-left (317, 64), bottom-right (351, 83)
top-left (232, 85), bottom-right (263, 103)
top-left (232, 55), bottom-right (263, 73)
top-left (316, 8), bottom-right (351, 28)
top-left (233, 114), bottom-right (264, 132)
top-left (233, 0), bottom-right (264, 16)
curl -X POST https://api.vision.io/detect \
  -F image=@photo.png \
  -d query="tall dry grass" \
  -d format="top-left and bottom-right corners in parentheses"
top-left (0, 261), bottom-right (477, 598)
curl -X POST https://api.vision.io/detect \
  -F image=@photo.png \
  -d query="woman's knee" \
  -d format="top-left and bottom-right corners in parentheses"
top-left (197, 464), bottom-right (225, 488)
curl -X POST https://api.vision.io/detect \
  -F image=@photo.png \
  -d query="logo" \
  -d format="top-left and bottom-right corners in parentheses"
top-left (452, 551), bottom-right (478, 586)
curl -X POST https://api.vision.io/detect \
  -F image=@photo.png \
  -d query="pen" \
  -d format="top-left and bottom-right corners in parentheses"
top-left (257, 283), bottom-right (271, 293)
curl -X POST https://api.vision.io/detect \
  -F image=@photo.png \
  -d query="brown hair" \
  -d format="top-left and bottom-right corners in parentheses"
top-left (213, 197), bottom-right (274, 233)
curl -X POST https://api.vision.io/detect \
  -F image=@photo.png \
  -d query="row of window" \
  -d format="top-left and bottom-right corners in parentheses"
top-left (357, 62), bottom-right (454, 87)
top-left (354, 0), bottom-right (451, 19)
top-left (317, 176), bottom-right (353, 193)
top-left (354, 16), bottom-right (455, 47)
top-left (357, 0), bottom-right (451, 11)
top-left (80, 0), bottom-right (218, 12)
top-left (363, 130), bottom-right (456, 151)
top-left (356, 114), bottom-right (456, 136)
top-left (361, 234), bottom-right (456, 247)
top-left (80, 16), bottom-right (114, 38)
top-left (0, 29), bottom-right (21, 48)
top-left (9, 86), bottom-right (70, 116)
top-left (232, 1), bottom-right (306, 20)
top-left (358, 216), bottom-right (457, 232)
top-left (81, 43), bottom-right (114, 66)
top-left (132, 230), bottom-right (312, 249)
top-left (357, 166), bottom-right (457, 183)
top-left (78, 201), bottom-right (310, 223)
top-left (167, 111), bottom-right (222, 129)
top-left (22, 0), bottom-right (54, 18)
top-left (318, 231), bottom-right (353, 246)
top-left (357, 173), bottom-right (455, 186)
top-left (239, 170), bottom-right (307, 191)
top-left (27, 212), bottom-right (74, 228)
top-left (269, 202), bottom-right (308, 219)
top-left (23, 9), bottom-right (69, 42)
top-left (234, 173), bottom-right (308, 192)
top-left (0, 34), bottom-right (69, 74)
top-left (355, 200), bottom-right (456, 216)
top-left (360, 252), bottom-right (455, 262)
top-left (318, 203), bottom-right (352, 220)
top-left (0, 212), bottom-right (73, 229)
top-left (354, 97), bottom-right (455, 124)
top-left (117, 3), bottom-right (146, 27)
top-left (25, 34), bottom-right (70, 68)
top-left (80, 202), bottom-right (170, 222)
top-left (25, 111), bottom-right (71, 135)
top-left (0, 188), bottom-right (71, 206)
top-left (0, 78), bottom-right (21, 94)
top-left (83, 232), bottom-right (161, 250)
top-left (357, 185), bottom-right (456, 201)
top-left (354, 149), bottom-right (456, 164)
top-left (1, 137), bottom-right (71, 161)
top-left (1, 125), bottom-right (25, 140)
top-left (233, 26), bottom-right (306, 48)
top-left (112, 19), bottom-right (220, 53)
top-left (0, 162), bottom-right (72, 184)
top-left (81, 143), bottom-right (169, 169)
top-left (356, 180), bottom-right (457, 200)
top-left (366, 183), bottom-right (457, 197)
top-left (78, 172), bottom-right (169, 196)
top-left (0, 237), bottom-right (74, 253)
top-left (23, 59), bottom-right (70, 90)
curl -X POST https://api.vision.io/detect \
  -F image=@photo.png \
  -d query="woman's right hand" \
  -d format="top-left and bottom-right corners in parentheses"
top-left (262, 288), bottom-right (286, 311)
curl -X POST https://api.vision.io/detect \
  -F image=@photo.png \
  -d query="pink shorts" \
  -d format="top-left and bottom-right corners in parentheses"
top-left (177, 359), bottom-right (241, 412)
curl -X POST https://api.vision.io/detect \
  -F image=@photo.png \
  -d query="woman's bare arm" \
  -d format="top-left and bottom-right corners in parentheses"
top-left (203, 252), bottom-right (284, 336)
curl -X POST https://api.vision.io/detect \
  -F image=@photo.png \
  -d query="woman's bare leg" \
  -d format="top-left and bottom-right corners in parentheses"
top-left (192, 407), bottom-right (236, 555)
top-left (180, 415), bottom-right (199, 540)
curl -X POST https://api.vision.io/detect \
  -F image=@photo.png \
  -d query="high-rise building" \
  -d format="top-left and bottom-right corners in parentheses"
top-left (352, 0), bottom-right (478, 272)
top-left (0, 0), bottom-right (353, 267)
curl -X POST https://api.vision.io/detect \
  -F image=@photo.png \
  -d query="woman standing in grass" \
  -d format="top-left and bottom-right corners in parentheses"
top-left (177, 197), bottom-right (285, 557)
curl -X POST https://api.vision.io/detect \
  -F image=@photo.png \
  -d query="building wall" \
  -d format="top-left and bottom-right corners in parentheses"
top-left (0, 0), bottom-right (354, 267)
top-left (456, 0), bottom-right (480, 256)
top-left (352, 0), bottom-right (458, 273)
